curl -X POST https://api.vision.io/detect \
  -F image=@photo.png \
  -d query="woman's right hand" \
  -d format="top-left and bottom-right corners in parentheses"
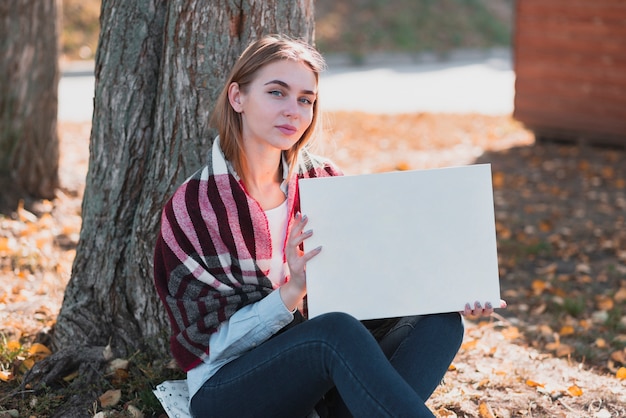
top-left (280, 212), bottom-right (321, 311)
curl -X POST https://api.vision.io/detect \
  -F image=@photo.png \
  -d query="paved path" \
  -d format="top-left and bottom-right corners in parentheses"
top-left (59, 51), bottom-right (514, 122)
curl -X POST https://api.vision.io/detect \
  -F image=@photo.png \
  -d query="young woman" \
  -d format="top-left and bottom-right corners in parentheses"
top-left (154, 35), bottom-right (504, 418)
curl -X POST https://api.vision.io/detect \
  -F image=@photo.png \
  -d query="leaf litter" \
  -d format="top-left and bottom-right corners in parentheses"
top-left (1, 114), bottom-right (626, 417)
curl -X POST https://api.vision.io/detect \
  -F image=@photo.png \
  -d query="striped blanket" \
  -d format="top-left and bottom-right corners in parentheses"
top-left (153, 138), bottom-right (341, 371)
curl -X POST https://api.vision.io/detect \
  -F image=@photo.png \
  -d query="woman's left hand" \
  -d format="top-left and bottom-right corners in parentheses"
top-left (462, 300), bottom-right (507, 317)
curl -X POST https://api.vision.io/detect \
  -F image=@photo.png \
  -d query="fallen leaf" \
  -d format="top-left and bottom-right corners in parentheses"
top-left (595, 295), bottom-right (614, 311)
top-left (567, 385), bottom-right (583, 396)
top-left (615, 287), bottom-right (626, 303)
top-left (501, 326), bottom-right (520, 340)
top-left (28, 343), bottom-right (52, 360)
top-left (559, 325), bottom-right (575, 336)
top-left (0, 370), bottom-right (13, 382)
top-left (617, 367), bottom-right (626, 380)
top-left (556, 344), bottom-right (575, 357)
top-left (436, 407), bottom-right (458, 417)
top-left (610, 350), bottom-right (626, 365)
top-left (461, 339), bottom-right (478, 350)
top-left (526, 379), bottom-right (545, 388)
top-left (126, 404), bottom-right (144, 418)
top-left (478, 401), bottom-right (496, 418)
top-left (99, 388), bottom-right (122, 408)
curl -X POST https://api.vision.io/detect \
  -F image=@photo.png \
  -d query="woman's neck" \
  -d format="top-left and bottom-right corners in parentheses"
top-left (242, 147), bottom-right (285, 211)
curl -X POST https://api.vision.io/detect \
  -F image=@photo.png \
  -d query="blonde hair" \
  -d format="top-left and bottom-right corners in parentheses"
top-left (210, 35), bottom-right (327, 182)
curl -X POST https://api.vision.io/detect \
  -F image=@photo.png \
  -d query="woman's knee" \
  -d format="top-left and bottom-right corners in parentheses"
top-left (309, 312), bottom-right (373, 343)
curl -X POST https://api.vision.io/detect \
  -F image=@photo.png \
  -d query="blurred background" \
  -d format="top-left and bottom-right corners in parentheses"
top-left (60, 0), bottom-right (513, 62)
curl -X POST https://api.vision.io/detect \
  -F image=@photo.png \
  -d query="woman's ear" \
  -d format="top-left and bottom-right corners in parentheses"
top-left (228, 82), bottom-right (243, 113)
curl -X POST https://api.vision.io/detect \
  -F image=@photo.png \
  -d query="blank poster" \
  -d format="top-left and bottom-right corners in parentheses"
top-left (299, 164), bottom-right (501, 320)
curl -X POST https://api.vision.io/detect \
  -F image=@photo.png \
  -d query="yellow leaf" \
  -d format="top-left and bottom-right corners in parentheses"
top-left (6, 340), bottom-right (21, 352)
top-left (559, 325), bottom-right (575, 336)
top-left (501, 326), bottom-right (520, 340)
top-left (556, 344), bottom-right (575, 357)
top-left (595, 338), bottom-right (607, 348)
top-left (567, 385), bottom-right (583, 397)
top-left (478, 401), bottom-right (495, 418)
top-left (596, 295), bottom-right (614, 311)
top-left (99, 389), bottom-right (122, 408)
top-left (615, 287), bottom-right (626, 303)
top-left (22, 358), bottom-right (35, 370)
top-left (0, 370), bottom-right (13, 382)
top-left (28, 343), bottom-right (52, 357)
top-left (0, 237), bottom-right (10, 252)
top-left (448, 363), bottom-right (457, 371)
top-left (461, 339), bottom-right (478, 350)
top-left (492, 172), bottom-right (505, 189)
top-left (63, 370), bottom-right (79, 382)
top-left (531, 279), bottom-right (547, 295)
top-left (610, 350), bottom-right (626, 364)
top-left (617, 367), bottom-right (626, 380)
top-left (526, 379), bottom-right (545, 388)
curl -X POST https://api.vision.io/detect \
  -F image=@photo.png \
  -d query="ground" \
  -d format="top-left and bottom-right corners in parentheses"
top-left (1, 113), bottom-right (625, 417)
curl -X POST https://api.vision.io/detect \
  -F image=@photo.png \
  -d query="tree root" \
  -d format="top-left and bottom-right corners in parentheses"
top-left (21, 345), bottom-right (108, 391)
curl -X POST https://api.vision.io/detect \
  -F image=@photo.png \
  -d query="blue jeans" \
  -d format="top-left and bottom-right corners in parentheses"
top-left (190, 311), bottom-right (464, 418)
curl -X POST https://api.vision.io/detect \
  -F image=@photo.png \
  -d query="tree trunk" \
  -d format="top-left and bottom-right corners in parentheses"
top-left (53, 0), bottom-right (315, 361)
top-left (0, 0), bottom-right (60, 211)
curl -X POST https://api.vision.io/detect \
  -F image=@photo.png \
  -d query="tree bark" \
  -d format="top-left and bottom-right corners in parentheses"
top-left (53, 0), bottom-right (316, 362)
top-left (0, 0), bottom-right (60, 211)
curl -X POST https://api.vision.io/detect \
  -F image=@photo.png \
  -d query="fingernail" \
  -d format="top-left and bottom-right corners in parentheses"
top-left (475, 301), bottom-right (482, 309)
top-left (465, 303), bottom-right (471, 310)
top-left (485, 302), bottom-right (492, 309)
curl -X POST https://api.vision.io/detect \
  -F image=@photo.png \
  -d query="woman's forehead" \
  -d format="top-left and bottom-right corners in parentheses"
top-left (254, 60), bottom-right (318, 91)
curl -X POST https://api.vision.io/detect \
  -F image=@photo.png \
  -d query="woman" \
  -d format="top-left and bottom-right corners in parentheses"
top-left (154, 35), bottom-right (504, 418)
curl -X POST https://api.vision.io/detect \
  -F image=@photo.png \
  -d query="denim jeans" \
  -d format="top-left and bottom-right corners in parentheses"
top-left (190, 311), bottom-right (464, 418)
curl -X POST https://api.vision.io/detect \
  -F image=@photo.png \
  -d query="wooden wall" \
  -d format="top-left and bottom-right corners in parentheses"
top-left (513, 0), bottom-right (626, 146)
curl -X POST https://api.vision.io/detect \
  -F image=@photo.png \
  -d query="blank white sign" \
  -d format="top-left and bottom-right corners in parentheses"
top-left (299, 164), bottom-right (501, 320)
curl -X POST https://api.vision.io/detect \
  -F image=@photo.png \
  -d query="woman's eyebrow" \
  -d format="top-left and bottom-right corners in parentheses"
top-left (264, 79), bottom-right (316, 96)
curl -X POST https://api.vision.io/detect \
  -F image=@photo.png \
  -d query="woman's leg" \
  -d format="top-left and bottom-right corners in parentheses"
top-left (190, 312), bottom-right (435, 418)
top-left (383, 312), bottom-right (464, 399)
top-left (325, 313), bottom-right (464, 418)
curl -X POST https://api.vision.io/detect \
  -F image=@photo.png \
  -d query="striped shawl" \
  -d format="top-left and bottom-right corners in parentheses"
top-left (153, 138), bottom-right (341, 372)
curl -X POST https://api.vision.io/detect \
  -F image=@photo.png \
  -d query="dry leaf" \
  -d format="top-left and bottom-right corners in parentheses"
top-left (28, 343), bottom-right (52, 360)
top-left (556, 344), bottom-right (575, 357)
top-left (616, 367), bottom-right (626, 380)
top-left (559, 325), bottom-right (575, 336)
top-left (99, 388), bottom-right (122, 408)
top-left (526, 379), bottom-right (545, 388)
top-left (126, 404), bottom-right (144, 418)
top-left (436, 407), bottom-right (458, 417)
top-left (595, 295), bottom-right (614, 311)
top-left (501, 326), bottom-right (520, 340)
top-left (615, 287), bottom-right (626, 303)
top-left (610, 350), bottom-right (626, 365)
top-left (478, 401), bottom-right (496, 418)
top-left (0, 370), bottom-right (13, 382)
top-left (461, 339), bottom-right (478, 350)
top-left (567, 385), bottom-right (583, 397)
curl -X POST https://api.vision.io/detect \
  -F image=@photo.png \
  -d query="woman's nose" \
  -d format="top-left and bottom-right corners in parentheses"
top-left (283, 98), bottom-right (299, 117)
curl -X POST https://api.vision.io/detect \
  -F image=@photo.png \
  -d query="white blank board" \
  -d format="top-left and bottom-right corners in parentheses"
top-left (299, 164), bottom-right (501, 320)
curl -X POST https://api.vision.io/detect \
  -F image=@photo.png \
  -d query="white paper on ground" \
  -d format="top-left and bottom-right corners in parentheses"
top-left (299, 164), bottom-right (501, 320)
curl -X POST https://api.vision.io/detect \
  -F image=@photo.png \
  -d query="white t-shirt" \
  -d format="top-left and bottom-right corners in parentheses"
top-left (264, 198), bottom-right (289, 286)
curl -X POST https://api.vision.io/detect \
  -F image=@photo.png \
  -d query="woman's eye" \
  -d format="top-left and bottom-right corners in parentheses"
top-left (269, 90), bottom-right (283, 97)
top-left (299, 97), bottom-right (313, 105)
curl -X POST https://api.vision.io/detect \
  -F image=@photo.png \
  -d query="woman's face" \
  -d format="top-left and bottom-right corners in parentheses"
top-left (229, 59), bottom-right (317, 153)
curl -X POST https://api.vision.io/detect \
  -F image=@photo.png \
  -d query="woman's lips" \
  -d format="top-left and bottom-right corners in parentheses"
top-left (277, 124), bottom-right (297, 135)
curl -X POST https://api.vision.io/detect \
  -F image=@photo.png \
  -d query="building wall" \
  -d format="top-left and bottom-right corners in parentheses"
top-left (513, 0), bottom-right (626, 146)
